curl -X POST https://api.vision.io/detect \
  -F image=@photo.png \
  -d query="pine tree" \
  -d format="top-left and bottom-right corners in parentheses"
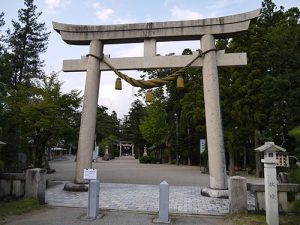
top-left (6, 0), bottom-right (50, 88)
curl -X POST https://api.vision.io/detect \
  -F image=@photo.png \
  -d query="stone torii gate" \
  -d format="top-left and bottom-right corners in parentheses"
top-left (53, 9), bottom-right (260, 193)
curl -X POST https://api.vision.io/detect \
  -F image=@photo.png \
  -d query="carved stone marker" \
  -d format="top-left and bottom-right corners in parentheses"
top-left (255, 142), bottom-right (286, 225)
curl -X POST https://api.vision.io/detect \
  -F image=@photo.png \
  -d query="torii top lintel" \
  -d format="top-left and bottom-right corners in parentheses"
top-left (53, 9), bottom-right (260, 45)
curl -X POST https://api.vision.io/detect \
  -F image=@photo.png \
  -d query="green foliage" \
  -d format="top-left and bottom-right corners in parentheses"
top-left (230, 213), bottom-right (267, 225)
top-left (139, 101), bottom-right (169, 145)
top-left (292, 199), bottom-right (300, 214)
top-left (289, 126), bottom-right (300, 142)
top-left (121, 99), bottom-right (146, 156)
top-left (139, 155), bottom-right (153, 164)
top-left (99, 135), bottom-right (117, 158)
top-left (289, 167), bottom-right (300, 184)
top-left (6, 0), bottom-right (50, 87)
top-left (0, 160), bottom-right (4, 170)
top-left (0, 198), bottom-right (42, 222)
top-left (229, 213), bottom-right (300, 225)
top-left (96, 106), bottom-right (120, 143)
top-left (0, 73), bottom-right (81, 168)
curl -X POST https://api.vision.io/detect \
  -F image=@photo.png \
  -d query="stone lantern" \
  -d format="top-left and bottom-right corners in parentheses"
top-left (143, 145), bottom-right (148, 156)
top-left (254, 142), bottom-right (286, 225)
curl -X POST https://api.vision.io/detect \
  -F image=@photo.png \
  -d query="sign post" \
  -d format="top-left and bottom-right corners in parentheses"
top-left (83, 169), bottom-right (99, 219)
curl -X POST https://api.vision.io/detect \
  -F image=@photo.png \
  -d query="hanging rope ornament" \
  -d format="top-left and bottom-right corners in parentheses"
top-left (115, 77), bottom-right (122, 90)
top-left (176, 76), bottom-right (184, 90)
top-left (145, 90), bottom-right (153, 103)
top-left (100, 49), bottom-right (216, 90)
top-left (87, 48), bottom-right (217, 101)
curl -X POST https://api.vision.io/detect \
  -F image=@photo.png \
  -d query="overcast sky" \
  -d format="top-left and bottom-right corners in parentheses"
top-left (2, 0), bottom-right (299, 119)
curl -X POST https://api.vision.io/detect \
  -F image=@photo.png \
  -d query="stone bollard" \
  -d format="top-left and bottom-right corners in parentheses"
top-left (154, 180), bottom-right (170, 224)
top-left (25, 168), bottom-right (46, 204)
top-left (229, 176), bottom-right (247, 214)
top-left (87, 180), bottom-right (100, 219)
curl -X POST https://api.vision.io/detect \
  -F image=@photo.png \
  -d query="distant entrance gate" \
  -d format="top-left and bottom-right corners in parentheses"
top-left (53, 9), bottom-right (260, 192)
top-left (118, 141), bottom-right (134, 157)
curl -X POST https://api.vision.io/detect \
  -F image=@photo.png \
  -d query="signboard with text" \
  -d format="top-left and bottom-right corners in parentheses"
top-left (83, 168), bottom-right (97, 180)
top-left (200, 139), bottom-right (206, 154)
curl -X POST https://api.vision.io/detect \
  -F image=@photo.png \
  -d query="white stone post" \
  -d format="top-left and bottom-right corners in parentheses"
top-left (87, 179), bottom-right (100, 218)
top-left (157, 181), bottom-right (170, 223)
top-left (75, 40), bottom-right (102, 184)
top-left (132, 145), bottom-right (134, 156)
top-left (201, 34), bottom-right (227, 190)
top-left (264, 162), bottom-right (279, 225)
top-left (119, 143), bottom-right (122, 157)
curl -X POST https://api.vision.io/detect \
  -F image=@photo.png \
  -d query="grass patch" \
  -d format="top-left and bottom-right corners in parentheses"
top-left (0, 198), bottom-right (43, 224)
top-left (230, 213), bottom-right (300, 225)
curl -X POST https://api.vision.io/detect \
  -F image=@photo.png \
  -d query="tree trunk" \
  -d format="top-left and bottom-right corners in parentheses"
top-left (254, 130), bottom-right (263, 177)
top-left (229, 149), bottom-right (235, 176)
top-left (243, 146), bottom-right (247, 170)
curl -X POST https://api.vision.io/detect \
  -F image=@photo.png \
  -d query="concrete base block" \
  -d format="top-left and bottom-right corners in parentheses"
top-left (229, 176), bottom-right (247, 214)
top-left (201, 187), bottom-right (229, 198)
top-left (25, 168), bottom-right (46, 203)
top-left (153, 218), bottom-right (171, 224)
top-left (278, 192), bottom-right (288, 212)
top-left (64, 182), bottom-right (88, 192)
top-left (0, 179), bottom-right (11, 197)
top-left (13, 180), bottom-right (25, 197)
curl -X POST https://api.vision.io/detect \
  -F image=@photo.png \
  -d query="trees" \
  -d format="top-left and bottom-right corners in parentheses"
top-left (216, 0), bottom-right (300, 174)
top-left (135, 0), bottom-right (300, 170)
top-left (6, 0), bottom-right (49, 88)
top-left (95, 106), bottom-right (120, 142)
top-left (139, 100), bottom-right (169, 145)
top-left (18, 74), bottom-right (81, 167)
top-left (0, 0), bottom-right (82, 169)
top-left (122, 99), bottom-right (146, 157)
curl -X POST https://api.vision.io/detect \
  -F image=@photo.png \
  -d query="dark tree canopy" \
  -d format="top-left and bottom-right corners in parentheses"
top-left (6, 0), bottom-right (50, 88)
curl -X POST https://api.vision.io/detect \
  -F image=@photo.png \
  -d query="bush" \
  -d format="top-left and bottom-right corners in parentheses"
top-left (139, 156), bottom-right (151, 164)
top-left (149, 151), bottom-right (157, 163)
top-left (289, 167), bottom-right (300, 184)
top-left (292, 199), bottom-right (300, 215)
top-left (0, 160), bottom-right (4, 171)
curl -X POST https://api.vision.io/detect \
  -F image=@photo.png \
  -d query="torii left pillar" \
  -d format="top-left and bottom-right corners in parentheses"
top-left (75, 40), bottom-right (102, 184)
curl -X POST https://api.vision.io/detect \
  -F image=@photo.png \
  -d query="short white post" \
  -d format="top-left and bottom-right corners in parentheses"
top-left (87, 179), bottom-right (100, 218)
top-left (158, 181), bottom-right (170, 223)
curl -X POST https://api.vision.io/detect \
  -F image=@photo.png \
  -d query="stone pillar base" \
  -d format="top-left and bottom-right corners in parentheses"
top-left (201, 187), bottom-right (229, 198)
top-left (64, 182), bottom-right (88, 192)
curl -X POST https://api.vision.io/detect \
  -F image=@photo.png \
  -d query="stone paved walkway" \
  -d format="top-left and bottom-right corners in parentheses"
top-left (46, 181), bottom-right (255, 215)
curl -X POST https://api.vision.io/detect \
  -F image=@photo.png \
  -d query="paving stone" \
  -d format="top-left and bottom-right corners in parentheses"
top-left (45, 182), bottom-right (255, 215)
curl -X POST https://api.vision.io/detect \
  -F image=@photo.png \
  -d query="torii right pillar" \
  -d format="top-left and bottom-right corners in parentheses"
top-left (201, 34), bottom-right (227, 195)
